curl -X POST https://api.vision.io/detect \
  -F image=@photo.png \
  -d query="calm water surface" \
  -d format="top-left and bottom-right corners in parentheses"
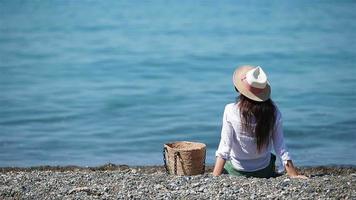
top-left (0, 1), bottom-right (355, 167)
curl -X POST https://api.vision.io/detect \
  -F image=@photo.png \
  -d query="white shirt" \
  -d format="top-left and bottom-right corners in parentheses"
top-left (215, 103), bottom-right (291, 172)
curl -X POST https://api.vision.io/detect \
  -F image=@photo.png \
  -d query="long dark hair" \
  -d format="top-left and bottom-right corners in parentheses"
top-left (236, 89), bottom-right (276, 152)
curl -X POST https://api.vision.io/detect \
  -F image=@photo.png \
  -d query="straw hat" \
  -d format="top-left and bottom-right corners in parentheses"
top-left (233, 65), bottom-right (271, 102)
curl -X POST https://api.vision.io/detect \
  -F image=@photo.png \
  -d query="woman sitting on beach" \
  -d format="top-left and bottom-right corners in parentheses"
top-left (213, 65), bottom-right (306, 178)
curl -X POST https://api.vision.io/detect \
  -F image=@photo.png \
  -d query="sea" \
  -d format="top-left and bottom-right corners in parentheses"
top-left (0, 1), bottom-right (355, 167)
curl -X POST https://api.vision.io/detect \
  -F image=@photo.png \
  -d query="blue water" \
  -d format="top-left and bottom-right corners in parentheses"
top-left (0, 1), bottom-right (355, 167)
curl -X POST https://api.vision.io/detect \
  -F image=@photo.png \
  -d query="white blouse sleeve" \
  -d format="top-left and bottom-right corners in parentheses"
top-left (272, 114), bottom-right (292, 166)
top-left (215, 105), bottom-right (234, 160)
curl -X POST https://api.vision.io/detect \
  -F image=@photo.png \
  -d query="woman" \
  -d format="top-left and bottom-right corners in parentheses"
top-left (213, 65), bottom-right (306, 178)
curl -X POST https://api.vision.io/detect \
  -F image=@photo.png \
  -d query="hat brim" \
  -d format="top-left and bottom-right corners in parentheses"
top-left (233, 66), bottom-right (271, 102)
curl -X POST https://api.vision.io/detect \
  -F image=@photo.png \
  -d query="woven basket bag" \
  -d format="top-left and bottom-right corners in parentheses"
top-left (163, 141), bottom-right (206, 176)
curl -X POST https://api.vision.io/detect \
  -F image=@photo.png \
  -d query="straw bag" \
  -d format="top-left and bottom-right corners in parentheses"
top-left (163, 141), bottom-right (206, 176)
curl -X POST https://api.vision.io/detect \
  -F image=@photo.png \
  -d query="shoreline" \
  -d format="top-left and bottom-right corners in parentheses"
top-left (1, 164), bottom-right (355, 199)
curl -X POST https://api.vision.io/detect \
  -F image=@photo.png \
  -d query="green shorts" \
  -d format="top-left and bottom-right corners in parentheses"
top-left (223, 154), bottom-right (277, 178)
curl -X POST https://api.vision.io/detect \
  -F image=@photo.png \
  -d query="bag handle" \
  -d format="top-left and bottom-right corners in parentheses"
top-left (202, 149), bottom-right (206, 173)
top-left (163, 147), bottom-right (180, 175)
top-left (163, 147), bottom-right (169, 174)
top-left (174, 152), bottom-right (180, 175)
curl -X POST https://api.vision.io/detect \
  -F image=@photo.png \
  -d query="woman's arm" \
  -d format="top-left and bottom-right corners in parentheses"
top-left (214, 105), bottom-right (234, 176)
top-left (272, 111), bottom-right (308, 179)
top-left (213, 157), bottom-right (226, 176)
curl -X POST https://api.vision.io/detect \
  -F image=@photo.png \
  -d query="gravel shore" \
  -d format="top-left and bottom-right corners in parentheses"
top-left (0, 164), bottom-right (355, 199)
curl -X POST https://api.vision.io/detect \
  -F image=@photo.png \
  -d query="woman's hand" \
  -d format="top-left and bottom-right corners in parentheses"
top-left (290, 174), bottom-right (309, 179)
top-left (285, 160), bottom-right (308, 179)
top-left (213, 157), bottom-right (226, 176)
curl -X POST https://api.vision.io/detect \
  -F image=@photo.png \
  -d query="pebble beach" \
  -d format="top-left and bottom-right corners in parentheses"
top-left (1, 164), bottom-right (355, 199)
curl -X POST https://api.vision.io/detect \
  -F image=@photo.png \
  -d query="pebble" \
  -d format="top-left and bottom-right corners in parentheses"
top-left (281, 178), bottom-right (290, 187)
top-left (223, 183), bottom-right (230, 187)
top-left (154, 184), bottom-right (163, 190)
top-left (283, 178), bottom-right (291, 183)
top-left (192, 182), bottom-right (200, 187)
